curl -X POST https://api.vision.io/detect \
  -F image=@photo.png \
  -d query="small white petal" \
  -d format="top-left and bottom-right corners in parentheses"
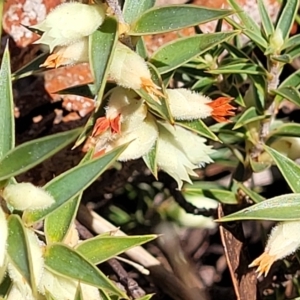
top-left (3, 183), bottom-right (55, 211)
top-left (166, 89), bottom-right (213, 121)
top-left (0, 207), bottom-right (8, 267)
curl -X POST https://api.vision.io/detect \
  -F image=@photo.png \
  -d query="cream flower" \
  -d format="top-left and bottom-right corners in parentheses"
top-left (0, 207), bottom-right (7, 267)
top-left (249, 221), bottom-right (300, 277)
top-left (109, 42), bottom-right (164, 101)
top-left (40, 38), bottom-right (89, 68)
top-left (31, 3), bottom-right (106, 51)
top-left (38, 268), bottom-right (101, 300)
top-left (166, 88), bottom-right (235, 122)
top-left (3, 183), bottom-right (55, 211)
top-left (156, 122), bottom-right (214, 189)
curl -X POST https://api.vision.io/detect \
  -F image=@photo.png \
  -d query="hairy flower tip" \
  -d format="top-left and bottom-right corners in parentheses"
top-left (40, 38), bottom-right (89, 68)
top-left (249, 221), bottom-right (300, 277)
top-left (8, 229), bottom-right (44, 299)
top-left (206, 96), bottom-right (236, 123)
top-left (156, 122), bottom-right (215, 189)
top-left (166, 88), bottom-right (213, 120)
top-left (3, 182), bottom-right (55, 211)
top-left (109, 42), bottom-right (164, 101)
top-left (31, 3), bottom-right (106, 51)
top-left (92, 88), bottom-right (145, 137)
top-left (38, 266), bottom-right (101, 300)
top-left (95, 113), bottom-right (158, 161)
top-left (0, 207), bottom-right (7, 267)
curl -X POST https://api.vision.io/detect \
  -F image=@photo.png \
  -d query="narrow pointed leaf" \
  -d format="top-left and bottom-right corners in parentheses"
top-left (0, 128), bottom-right (80, 181)
top-left (276, 0), bottom-right (299, 41)
top-left (264, 145), bottom-right (300, 193)
top-left (233, 107), bottom-right (265, 129)
top-left (76, 235), bottom-right (157, 265)
top-left (130, 5), bottom-right (233, 35)
top-left (44, 244), bottom-right (125, 297)
top-left (7, 216), bottom-right (33, 289)
top-left (89, 17), bottom-right (118, 106)
top-left (257, 0), bottom-right (274, 37)
top-left (23, 144), bottom-right (127, 225)
top-left (283, 34), bottom-right (300, 49)
top-left (176, 120), bottom-right (219, 141)
top-left (270, 123), bottom-right (300, 137)
top-left (278, 68), bottom-right (300, 88)
top-left (273, 86), bottom-right (300, 106)
top-left (208, 63), bottom-right (266, 75)
top-left (143, 141), bottom-right (158, 178)
top-left (123, 0), bottom-right (155, 24)
top-left (234, 181), bottom-right (265, 203)
top-left (0, 44), bottom-right (14, 159)
top-left (150, 31), bottom-right (238, 74)
top-left (218, 193), bottom-right (300, 222)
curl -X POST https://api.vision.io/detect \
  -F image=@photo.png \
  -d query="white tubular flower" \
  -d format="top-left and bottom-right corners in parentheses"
top-left (109, 42), bottom-right (164, 101)
top-left (97, 114), bottom-right (159, 161)
top-left (3, 183), bottom-right (55, 211)
top-left (40, 37), bottom-right (89, 68)
top-left (38, 268), bottom-right (101, 300)
top-left (92, 88), bottom-right (144, 137)
top-left (166, 88), bottom-right (236, 122)
top-left (249, 221), bottom-right (300, 277)
top-left (32, 3), bottom-right (106, 51)
top-left (8, 229), bottom-right (44, 299)
top-left (156, 123), bottom-right (214, 189)
top-left (0, 207), bottom-right (7, 267)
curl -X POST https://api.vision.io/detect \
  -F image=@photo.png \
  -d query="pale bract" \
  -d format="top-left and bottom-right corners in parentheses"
top-left (3, 183), bottom-right (55, 211)
top-left (249, 220), bottom-right (300, 277)
top-left (156, 122), bottom-right (214, 189)
top-left (0, 207), bottom-right (7, 267)
top-left (31, 3), bottom-right (106, 51)
top-left (166, 89), bottom-right (213, 121)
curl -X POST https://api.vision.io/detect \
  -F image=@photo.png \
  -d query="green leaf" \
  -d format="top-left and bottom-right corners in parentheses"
top-left (0, 128), bottom-right (80, 181)
top-left (0, 43), bottom-right (14, 160)
top-left (277, 68), bottom-right (300, 88)
top-left (283, 34), bottom-right (300, 49)
top-left (123, 0), bottom-right (155, 24)
top-left (151, 31), bottom-right (238, 74)
top-left (183, 183), bottom-right (237, 204)
top-left (44, 151), bottom-right (93, 243)
top-left (264, 145), bottom-right (300, 193)
top-left (257, 0), bottom-right (274, 37)
top-left (55, 84), bottom-right (95, 99)
top-left (89, 17), bottom-right (118, 107)
top-left (76, 235), bottom-right (156, 265)
top-left (208, 63), bottom-right (267, 75)
top-left (135, 37), bottom-right (148, 59)
top-left (269, 123), bottom-right (300, 137)
top-left (273, 86), bottom-right (300, 106)
top-left (283, 44), bottom-right (300, 60)
top-left (137, 295), bottom-right (154, 300)
top-left (143, 141), bottom-right (158, 178)
top-left (7, 215), bottom-right (35, 293)
top-left (233, 107), bottom-right (265, 129)
top-left (275, 0), bottom-right (299, 41)
top-left (226, 0), bottom-right (268, 49)
top-left (129, 5), bottom-right (233, 35)
top-left (23, 144), bottom-right (127, 225)
top-left (44, 196), bottom-right (81, 244)
top-left (218, 193), bottom-right (300, 222)
top-left (176, 120), bottom-right (219, 141)
top-left (44, 244), bottom-right (125, 297)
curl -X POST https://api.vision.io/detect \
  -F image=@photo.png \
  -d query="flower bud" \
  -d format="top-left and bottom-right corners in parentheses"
top-left (166, 89), bottom-right (235, 122)
top-left (32, 3), bottom-right (106, 51)
top-left (109, 42), bottom-right (164, 101)
top-left (3, 183), bottom-right (55, 211)
top-left (269, 28), bottom-right (284, 53)
top-left (40, 38), bottom-right (89, 68)
top-left (249, 221), bottom-right (300, 277)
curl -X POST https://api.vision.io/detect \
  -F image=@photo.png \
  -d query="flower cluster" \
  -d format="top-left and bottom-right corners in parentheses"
top-left (0, 182), bottom-right (102, 300)
top-left (90, 87), bottom-right (235, 189)
top-left (249, 221), bottom-right (300, 277)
